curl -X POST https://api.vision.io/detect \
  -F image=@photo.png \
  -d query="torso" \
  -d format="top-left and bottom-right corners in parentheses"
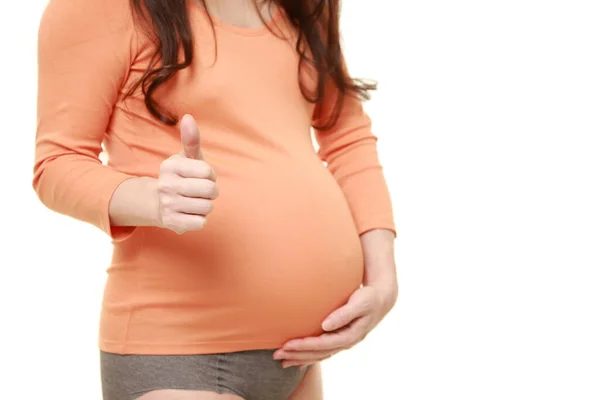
top-left (99, 1), bottom-right (364, 355)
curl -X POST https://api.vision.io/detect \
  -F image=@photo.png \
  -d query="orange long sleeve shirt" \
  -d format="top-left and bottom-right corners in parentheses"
top-left (34, 0), bottom-right (395, 355)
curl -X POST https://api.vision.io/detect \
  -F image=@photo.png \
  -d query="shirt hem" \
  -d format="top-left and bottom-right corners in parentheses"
top-left (99, 339), bottom-right (286, 355)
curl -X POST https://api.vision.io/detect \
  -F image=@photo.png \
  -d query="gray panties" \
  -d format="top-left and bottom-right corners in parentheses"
top-left (100, 350), bottom-right (307, 400)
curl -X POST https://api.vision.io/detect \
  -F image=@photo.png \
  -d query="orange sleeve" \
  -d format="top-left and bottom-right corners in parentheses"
top-left (33, 0), bottom-right (137, 239)
top-left (314, 91), bottom-right (396, 236)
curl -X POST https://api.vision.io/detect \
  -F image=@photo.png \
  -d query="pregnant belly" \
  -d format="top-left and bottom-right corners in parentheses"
top-left (106, 159), bottom-right (364, 350)
top-left (209, 161), bottom-right (364, 335)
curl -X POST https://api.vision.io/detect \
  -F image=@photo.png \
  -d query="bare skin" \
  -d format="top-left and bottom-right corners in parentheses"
top-left (138, 391), bottom-right (242, 400)
top-left (289, 364), bottom-right (324, 400)
top-left (203, 0), bottom-right (274, 28)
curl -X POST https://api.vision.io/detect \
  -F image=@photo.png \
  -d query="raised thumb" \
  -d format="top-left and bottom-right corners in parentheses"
top-left (180, 114), bottom-right (204, 160)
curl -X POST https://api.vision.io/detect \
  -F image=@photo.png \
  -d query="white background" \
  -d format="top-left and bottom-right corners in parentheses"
top-left (1, 1), bottom-right (599, 399)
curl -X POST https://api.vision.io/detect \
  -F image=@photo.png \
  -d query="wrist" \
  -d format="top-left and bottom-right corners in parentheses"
top-left (367, 277), bottom-right (398, 310)
top-left (143, 177), bottom-right (162, 228)
top-left (109, 176), bottom-right (162, 229)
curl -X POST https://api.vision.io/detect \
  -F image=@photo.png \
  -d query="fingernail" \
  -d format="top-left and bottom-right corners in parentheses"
top-left (273, 351), bottom-right (283, 360)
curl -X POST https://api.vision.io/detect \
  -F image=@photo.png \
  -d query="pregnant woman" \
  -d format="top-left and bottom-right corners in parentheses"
top-left (33, 0), bottom-right (398, 399)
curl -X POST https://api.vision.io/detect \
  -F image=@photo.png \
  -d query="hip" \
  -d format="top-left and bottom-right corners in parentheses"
top-left (100, 349), bottom-right (307, 400)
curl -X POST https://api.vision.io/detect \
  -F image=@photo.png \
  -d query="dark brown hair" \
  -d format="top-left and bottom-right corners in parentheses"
top-left (127, 0), bottom-right (375, 129)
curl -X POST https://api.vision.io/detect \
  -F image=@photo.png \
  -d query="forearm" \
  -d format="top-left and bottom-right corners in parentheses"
top-left (360, 228), bottom-right (398, 308)
top-left (108, 176), bottom-right (160, 227)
